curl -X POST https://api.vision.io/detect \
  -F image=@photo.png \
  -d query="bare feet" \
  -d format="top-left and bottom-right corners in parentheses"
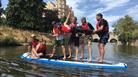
top-left (63, 57), bottom-right (66, 60)
top-left (88, 61), bottom-right (92, 63)
top-left (67, 55), bottom-right (72, 59)
top-left (88, 58), bottom-right (92, 63)
top-left (50, 54), bottom-right (54, 58)
top-left (80, 56), bottom-right (84, 59)
top-left (97, 57), bottom-right (101, 62)
top-left (74, 57), bottom-right (78, 61)
top-left (97, 59), bottom-right (103, 63)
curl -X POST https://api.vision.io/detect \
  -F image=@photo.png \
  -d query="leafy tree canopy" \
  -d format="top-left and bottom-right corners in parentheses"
top-left (113, 15), bottom-right (138, 45)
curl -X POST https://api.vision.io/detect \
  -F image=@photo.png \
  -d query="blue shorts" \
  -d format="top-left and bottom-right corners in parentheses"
top-left (99, 33), bottom-right (109, 44)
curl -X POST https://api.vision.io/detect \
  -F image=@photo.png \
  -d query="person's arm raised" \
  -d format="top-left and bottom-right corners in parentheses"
top-left (64, 12), bottom-right (71, 29)
top-left (64, 12), bottom-right (71, 24)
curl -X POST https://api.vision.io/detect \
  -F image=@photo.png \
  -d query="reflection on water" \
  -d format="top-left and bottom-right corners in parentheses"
top-left (0, 43), bottom-right (138, 77)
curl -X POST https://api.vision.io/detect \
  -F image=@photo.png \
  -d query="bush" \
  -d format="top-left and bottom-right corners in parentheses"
top-left (113, 15), bottom-right (138, 45)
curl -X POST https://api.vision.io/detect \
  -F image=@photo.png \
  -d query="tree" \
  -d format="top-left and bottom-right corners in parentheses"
top-left (6, 0), bottom-right (45, 30)
top-left (132, 23), bottom-right (138, 40)
top-left (113, 15), bottom-right (138, 45)
top-left (42, 9), bottom-right (59, 32)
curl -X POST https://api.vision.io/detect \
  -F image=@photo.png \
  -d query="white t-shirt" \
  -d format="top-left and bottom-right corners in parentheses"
top-left (56, 34), bottom-right (64, 40)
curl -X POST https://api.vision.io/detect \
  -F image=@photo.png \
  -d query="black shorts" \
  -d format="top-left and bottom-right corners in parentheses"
top-left (68, 35), bottom-right (79, 47)
top-left (99, 33), bottom-right (109, 44)
top-left (54, 39), bottom-right (65, 47)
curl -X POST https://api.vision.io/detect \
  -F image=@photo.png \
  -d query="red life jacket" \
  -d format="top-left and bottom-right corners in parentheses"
top-left (53, 27), bottom-right (60, 34)
top-left (70, 23), bottom-right (77, 28)
top-left (81, 22), bottom-right (89, 30)
top-left (31, 39), bottom-right (38, 48)
top-left (96, 21), bottom-right (100, 30)
top-left (37, 44), bottom-right (47, 53)
top-left (61, 24), bottom-right (70, 33)
top-left (96, 19), bottom-right (109, 32)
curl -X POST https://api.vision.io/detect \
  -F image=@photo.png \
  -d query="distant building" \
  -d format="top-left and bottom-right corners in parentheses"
top-left (46, 1), bottom-right (57, 10)
top-left (56, 0), bottom-right (66, 17)
top-left (45, 0), bottom-right (74, 18)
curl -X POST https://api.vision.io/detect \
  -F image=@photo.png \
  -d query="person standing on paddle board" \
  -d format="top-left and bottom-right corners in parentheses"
top-left (80, 17), bottom-right (94, 62)
top-left (93, 13), bottom-right (109, 63)
top-left (50, 22), bottom-right (66, 60)
top-left (64, 12), bottom-right (80, 60)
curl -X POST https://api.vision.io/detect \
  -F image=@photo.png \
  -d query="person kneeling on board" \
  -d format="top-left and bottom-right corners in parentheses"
top-left (34, 39), bottom-right (47, 58)
top-left (28, 34), bottom-right (47, 58)
top-left (28, 34), bottom-right (39, 58)
top-left (50, 22), bottom-right (66, 60)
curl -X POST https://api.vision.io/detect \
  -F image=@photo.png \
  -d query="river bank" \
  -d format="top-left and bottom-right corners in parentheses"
top-left (0, 26), bottom-right (138, 47)
top-left (0, 26), bottom-right (52, 46)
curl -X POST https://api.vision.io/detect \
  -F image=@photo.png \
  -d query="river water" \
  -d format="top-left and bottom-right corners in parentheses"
top-left (0, 43), bottom-right (138, 77)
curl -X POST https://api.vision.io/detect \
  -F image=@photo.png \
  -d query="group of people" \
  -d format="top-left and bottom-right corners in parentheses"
top-left (28, 12), bottom-right (109, 63)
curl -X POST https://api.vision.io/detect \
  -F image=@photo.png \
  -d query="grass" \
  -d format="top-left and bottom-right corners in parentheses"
top-left (0, 25), bottom-right (52, 46)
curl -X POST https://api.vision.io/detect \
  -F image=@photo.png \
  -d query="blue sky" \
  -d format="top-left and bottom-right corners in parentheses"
top-left (1, 0), bottom-right (138, 31)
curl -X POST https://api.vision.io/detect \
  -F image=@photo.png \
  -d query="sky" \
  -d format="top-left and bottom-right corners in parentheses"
top-left (1, 0), bottom-right (138, 31)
